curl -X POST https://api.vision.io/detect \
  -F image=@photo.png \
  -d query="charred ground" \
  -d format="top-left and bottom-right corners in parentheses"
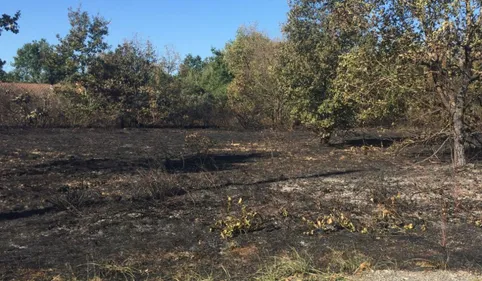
top-left (0, 128), bottom-right (481, 280)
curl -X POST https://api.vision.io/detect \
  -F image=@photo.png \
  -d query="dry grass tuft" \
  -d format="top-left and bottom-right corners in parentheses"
top-left (132, 168), bottom-right (186, 200)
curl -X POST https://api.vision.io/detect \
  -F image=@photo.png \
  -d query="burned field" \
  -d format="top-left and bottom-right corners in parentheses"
top-left (0, 128), bottom-right (481, 280)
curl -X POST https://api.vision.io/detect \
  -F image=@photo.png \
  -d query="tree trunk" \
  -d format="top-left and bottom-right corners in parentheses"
top-left (452, 89), bottom-right (467, 168)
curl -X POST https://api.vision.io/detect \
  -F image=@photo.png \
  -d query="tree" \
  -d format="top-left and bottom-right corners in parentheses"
top-left (225, 25), bottom-right (288, 128)
top-left (281, 0), bottom-right (371, 140)
top-left (53, 6), bottom-right (109, 82)
top-left (159, 45), bottom-right (181, 76)
top-left (331, 11), bottom-right (426, 128)
top-left (344, 0), bottom-right (482, 167)
top-left (201, 48), bottom-right (233, 99)
top-left (179, 54), bottom-right (205, 77)
top-left (382, 0), bottom-right (482, 167)
top-left (84, 39), bottom-right (157, 125)
top-left (0, 11), bottom-right (20, 35)
top-left (179, 54), bottom-right (207, 97)
top-left (283, 0), bottom-right (482, 166)
top-left (0, 11), bottom-right (21, 80)
top-left (175, 51), bottom-right (233, 127)
top-left (11, 39), bottom-right (60, 84)
top-left (179, 48), bottom-right (232, 100)
top-left (152, 48), bottom-right (233, 127)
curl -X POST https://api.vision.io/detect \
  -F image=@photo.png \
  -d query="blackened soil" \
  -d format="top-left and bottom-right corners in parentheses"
top-left (0, 128), bottom-right (481, 280)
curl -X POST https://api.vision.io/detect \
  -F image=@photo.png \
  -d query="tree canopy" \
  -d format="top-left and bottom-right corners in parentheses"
top-left (3, 3), bottom-right (482, 166)
top-left (0, 11), bottom-right (20, 36)
top-left (0, 11), bottom-right (21, 80)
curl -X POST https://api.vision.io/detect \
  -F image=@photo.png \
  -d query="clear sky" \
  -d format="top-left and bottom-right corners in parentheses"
top-left (1, 0), bottom-right (290, 71)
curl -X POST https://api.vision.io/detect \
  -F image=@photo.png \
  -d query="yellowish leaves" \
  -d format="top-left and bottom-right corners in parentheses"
top-left (213, 197), bottom-right (262, 239)
top-left (404, 223), bottom-right (414, 230)
top-left (302, 210), bottom-right (357, 235)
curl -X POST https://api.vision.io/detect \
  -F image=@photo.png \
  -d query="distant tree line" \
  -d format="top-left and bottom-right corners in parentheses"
top-left (3, 1), bottom-right (482, 167)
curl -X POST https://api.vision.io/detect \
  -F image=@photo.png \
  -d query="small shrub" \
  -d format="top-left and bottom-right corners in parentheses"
top-left (48, 187), bottom-right (98, 214)
top-left (54, 83), bottom-right (119, 127)
top-left (371, 192), bottom-right (424, 233)
top-left (133, 169), bottom-right (186, 200)
top-left (211, 197), bottom-right (263, 239)
top-left (184, 132), bottom-right (215, 156)
top-left (302, 210), bottom-right (357, 235)
top-left (181, 133), bottom-right (216, 170)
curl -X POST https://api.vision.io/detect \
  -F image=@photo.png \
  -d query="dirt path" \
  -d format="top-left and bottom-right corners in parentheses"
top-left (350, 270), bottom-right (481, 281)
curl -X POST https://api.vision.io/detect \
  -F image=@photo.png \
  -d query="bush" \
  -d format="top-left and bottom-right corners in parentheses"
top-left (53, 83), bottom-right (120, 127)
top-left (0, 82), bottom-right (68, 127)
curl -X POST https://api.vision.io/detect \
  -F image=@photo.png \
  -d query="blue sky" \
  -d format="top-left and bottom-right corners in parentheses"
top-left (1, 0), bottom-right (289, 71)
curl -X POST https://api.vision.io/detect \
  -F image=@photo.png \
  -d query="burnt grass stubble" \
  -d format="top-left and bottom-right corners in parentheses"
top-left (0, 128), bottom-right (481, 280)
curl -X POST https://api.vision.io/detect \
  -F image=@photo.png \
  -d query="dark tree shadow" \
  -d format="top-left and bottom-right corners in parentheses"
top-left (22, 157), bottom-right (154, 175)
top-left (4, 152), bottom-right (276, 177)
top-left (340, 137), bottom-right (402, 148)
top-left (0, 206), bottom-right (55, 221)
top-left (203, 169), bottom-right (365, 190)
top-left (164, 152), bottom-right (278, 173)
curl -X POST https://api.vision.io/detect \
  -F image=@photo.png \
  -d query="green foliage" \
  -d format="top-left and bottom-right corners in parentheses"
top-left (4, 6), bottom-right (109, 84)
top-left (54, 6), bottom-right (110, 82)
top-left (85, 39), bottom-right (156, 126)
top-left (280, 0), bottom-right (482, 166)
top-left (332, 42), bottom-right (424, 127)
top-left (180, 54), bottom-right (205, 76)
top-left (380, 0), bottom-right (482, 166)
top-left (0, 63), bottom-right (5, 81)
top-left (53, 83), bottom-right (116, 127)
top-left (225, 26), bottom-right (289, 129)
top-left (201, 48), bottom-right (233, 99)
top-left (181, 49), bottom-right (232, 126)
top-left (10, 39), bottom-right (59, 84)
top-left (0, 11), bottom-right (20, 36)
top-left (5, 0), bottom-right (482, 158)
top-left (151, 68), bottom-right (182, 125)
top-left (280, 0), bottom-right (372, 139)
top-left (0, 10), bottom-right (21, 81)
top-left (152, 48), bottom-right (233, 127)
top-left (177, 53), bottom-right (222, 126)
top-left (51, 39), bottom-right (157, 127)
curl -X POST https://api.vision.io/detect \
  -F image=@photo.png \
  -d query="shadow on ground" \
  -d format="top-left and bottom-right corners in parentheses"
top-left (164, 152), bottom-right (279, 173)
top-left (336, 137), bottom-right (402, 148)
top-left (0, 206), bottom-right (55, 221)
top-left (3, 152), bottom-right (277, 177)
